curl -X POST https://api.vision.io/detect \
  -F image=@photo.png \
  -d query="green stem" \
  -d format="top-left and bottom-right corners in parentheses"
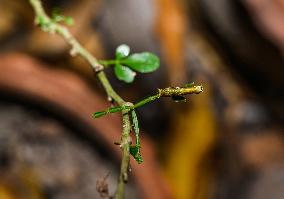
top-left (130, 110), bottom-right (143, 163)
top-left (97, 71), bottom-right (124, 105)
top-left (93, 93), bottom-right (160, 118)
top-left (98, 60), bottom-right (119, 66)
top-left (29, 0), bottom-right (103, 72)
top-left (94, 85), bottom-right (203, 118)
top-left (131, 110), bottom-right (140, 147)
top-left (98, 59), bottom-right (139, 67)
top-left (133, 93), bottom-right (160, 109)
top-left (28, 1), bottom-right (132, 198)
top-left (115, 112), bottom-right (131, 199)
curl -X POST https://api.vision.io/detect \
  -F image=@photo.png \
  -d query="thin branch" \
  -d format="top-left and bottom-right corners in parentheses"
top-left (97, 72), bottom-right (124, 105)
top-left (28, 0), bottom-right (131, 198)
top-left (93, 85), bottom-right (204, 118)
top-left (116, 110), bottom-right (132, 198)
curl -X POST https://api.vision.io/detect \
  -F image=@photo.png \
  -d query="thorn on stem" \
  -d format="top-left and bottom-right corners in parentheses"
top-left (114, 142), bottom-right (121, 145)
top-left (70, 47), bottom-right (78, 56)
top-left (128, 164), bottom-right (132, 172)
top-left (122, 172), bottom-right (128, 183)
top-left (107, 96), bottom-right (114, 103)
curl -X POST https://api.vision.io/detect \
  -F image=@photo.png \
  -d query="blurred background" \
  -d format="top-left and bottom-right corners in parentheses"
top-left (0, 0), bottom-right (283, 198)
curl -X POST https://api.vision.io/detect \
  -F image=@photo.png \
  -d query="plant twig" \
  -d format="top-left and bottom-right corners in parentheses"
top-left (28, 0), bottom-right (131, 198)
top-left (93, 84), bottom-right (204, 118)
top-left (116, 109), bottom-right (132, 197)
top-left (28, 1), bottom-right (204, 198)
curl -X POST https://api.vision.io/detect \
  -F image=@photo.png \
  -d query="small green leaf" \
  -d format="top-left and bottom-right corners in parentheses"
top-left (93, 111), bottom-right (107, 118)
top-left (64, 16), bottom-right (74, 26)
top-left (184, 82), bottom-right (195, 88)
top-left (122, 52), bottom-right (160, 73)
top-left (130, 146), bottom-right (143, 164)
top-left (108, 106), bottom-right (124, 113)
top-left (53, 15), bottom-right (64, 23)
top-left (116, 44), bottom-right (130, 59)
top-left (130, 111), bottom-right (143, 164)
top-left (51, 8), bottom-right (62, 21)
top-left (51, 8), bottom-right (74, 26)
top-left (36, 15), bottom-right (46, 25)
top-left (114, 64), bottom-right (136, 83)
top-left (131, 111), bottom-right (140, 144)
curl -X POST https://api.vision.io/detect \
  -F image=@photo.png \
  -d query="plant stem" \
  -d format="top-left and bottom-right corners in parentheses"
top-left (133, 93), bottom-right (160, 109)
top-left (29, 0), bottom-right (103, 72)
top-left (93, 85), bottom-right (204, 118)
top-left (98, 60), bottom-right (119, 66)
top-left (98, 59), bottom-right (136, 66)
top-left (28, 0), bottom-right (131, 198)
top-left (97, 71), bottom-right (124, 104)
top-left (93, 93), bottom-right (160, 118)
top-left (116, 111), bottom-right (131, 199)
